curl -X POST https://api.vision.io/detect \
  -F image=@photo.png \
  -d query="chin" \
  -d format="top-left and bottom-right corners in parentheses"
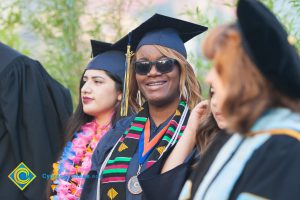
top-left (148, 98), bottom-right (176, 107)
top-left (83, 108), bottom-right (97, 117)
top-left (217, 121), bottom-right (227, 130)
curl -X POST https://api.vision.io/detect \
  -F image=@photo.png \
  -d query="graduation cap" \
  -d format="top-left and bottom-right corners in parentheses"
top-left (237, 0), bottom-right (300, 98)
top-left (114, 13), bottom-right (207, 58)
top-left (114, 13), bottom-right (207, 116)
top-left (86, 40), bottom-right (126, 83)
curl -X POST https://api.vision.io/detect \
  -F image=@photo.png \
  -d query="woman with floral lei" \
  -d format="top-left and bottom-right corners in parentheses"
top-left (80, 14), bottom-right (207, 200)
top-left (49, 41), bottom-right (125, 200)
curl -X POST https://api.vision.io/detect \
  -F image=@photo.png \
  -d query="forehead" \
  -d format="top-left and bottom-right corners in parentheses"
top-left (83, 69), bottom-right (107, 77)
top-left (136, 45), bottom-right (164, 61)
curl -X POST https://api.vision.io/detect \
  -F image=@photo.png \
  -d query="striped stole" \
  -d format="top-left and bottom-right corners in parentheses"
top-left (101, 101), bottom-right (189, 200)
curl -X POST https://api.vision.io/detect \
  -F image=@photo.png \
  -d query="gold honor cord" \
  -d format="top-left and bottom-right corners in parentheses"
top-left (121, 44), bottom-right (134, 116)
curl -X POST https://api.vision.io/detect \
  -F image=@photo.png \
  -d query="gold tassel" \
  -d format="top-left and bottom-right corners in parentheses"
top-left (121, 44), bottom-right (134, 116)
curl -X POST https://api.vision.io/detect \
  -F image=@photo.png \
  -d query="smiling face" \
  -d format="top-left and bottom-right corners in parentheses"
top-left (81, 69), bottom-right (122, 118)
top-left (135, 45), bottom-right (181, 107)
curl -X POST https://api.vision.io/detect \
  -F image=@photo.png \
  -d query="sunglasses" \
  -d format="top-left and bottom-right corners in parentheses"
top-left (134, 58), bottom-right (178, 75)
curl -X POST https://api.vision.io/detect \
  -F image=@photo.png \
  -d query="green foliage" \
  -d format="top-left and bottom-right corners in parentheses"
top-left (0, 0), bottom-right (30, 54)
top-left (24, 0), bottom-right (86, 102)
top-left (261, 0), bottom-right (300, 52)
top-left (181, 4), bottom-right (220, 98)
top-left (1, 0), bottom-right (299, 103)
top-left (0, 0), bottom-right (146, 105)
top-left (288, 0), bottom-right (300, 50)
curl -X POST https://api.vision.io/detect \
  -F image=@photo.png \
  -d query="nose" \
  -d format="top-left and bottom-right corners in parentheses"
top-left (81, 81), bottom-right (92, 94)
top-left (205, 69), bottom-right (213, 85)
top-left (147, 63), bottom-right (161, 76)
top-left (211, 95), bottom-right (217, 107)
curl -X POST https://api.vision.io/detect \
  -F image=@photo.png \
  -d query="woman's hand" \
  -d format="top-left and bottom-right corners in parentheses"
top-left (186, 100), bottom-right (209, 135)
top-left (161, 100), bottom-right (209, 173)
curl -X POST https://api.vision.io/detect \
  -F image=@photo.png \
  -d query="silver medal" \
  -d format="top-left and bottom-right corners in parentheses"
top-left (127, 175), bottom-right (142, 195)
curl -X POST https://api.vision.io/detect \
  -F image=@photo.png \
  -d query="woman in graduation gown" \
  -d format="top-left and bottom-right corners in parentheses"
top-left (49, 41), bottom-right (126, 199)
top-left (0, 42), bottom-right (73, 200)
top-left (80, 14), bottom-right (207, 200)
top-left (180, 0), bottom-right (300, 199)
top-left (138, 83), bottom-right (231, 200)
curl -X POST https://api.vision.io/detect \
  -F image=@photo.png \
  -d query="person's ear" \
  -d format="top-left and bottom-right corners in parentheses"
top-left (117, 92), bottom-right (122, 101)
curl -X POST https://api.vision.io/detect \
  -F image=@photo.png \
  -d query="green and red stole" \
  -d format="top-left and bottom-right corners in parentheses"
top-left (100, 100), bottom-right (190, 199)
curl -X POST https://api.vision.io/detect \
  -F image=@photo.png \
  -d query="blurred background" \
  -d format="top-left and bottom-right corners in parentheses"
top-left (1, 0), bottom-right (299, 104)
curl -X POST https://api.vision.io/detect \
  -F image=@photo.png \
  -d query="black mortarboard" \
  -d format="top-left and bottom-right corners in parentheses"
top-left (237, 0), bottom-right (300, 98)
top-left (114, 13), bottom-right (207, 58)
top-left (86, 40), bottom-right (126, 83)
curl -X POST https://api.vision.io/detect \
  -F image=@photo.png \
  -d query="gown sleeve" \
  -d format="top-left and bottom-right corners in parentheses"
top-left (138, 148), bottom-right (198, 200)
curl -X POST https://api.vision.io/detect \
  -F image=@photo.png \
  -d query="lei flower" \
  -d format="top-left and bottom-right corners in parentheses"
top-left (50, 119), bottom-right (111, 200)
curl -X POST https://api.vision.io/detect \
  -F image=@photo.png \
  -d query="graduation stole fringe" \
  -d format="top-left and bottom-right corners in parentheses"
top-left (100, 100), bottom-right (189, 200)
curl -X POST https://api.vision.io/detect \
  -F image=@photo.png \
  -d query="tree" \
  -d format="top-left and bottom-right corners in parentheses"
top-left (0, 0), bottom-right (148, 104)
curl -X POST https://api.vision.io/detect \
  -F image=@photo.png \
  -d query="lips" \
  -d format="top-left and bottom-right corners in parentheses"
top-left (215, 112), bottom-right (224, 120)
top-left (146, 80), bottom-right (167, 88)
top-left (82, 96), bottom-right (94, 104)
top-left (215, 112), bottom-right (222, 116)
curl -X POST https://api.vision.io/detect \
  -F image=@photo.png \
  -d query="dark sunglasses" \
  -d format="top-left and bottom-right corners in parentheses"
top-left (134, 58), bottom-right (178, 75)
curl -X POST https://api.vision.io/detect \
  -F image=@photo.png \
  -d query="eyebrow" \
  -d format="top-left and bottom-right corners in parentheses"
top-left (136, 56), bottom-right (166, 62)
top-left (83, 75), bottom-right (105, 80)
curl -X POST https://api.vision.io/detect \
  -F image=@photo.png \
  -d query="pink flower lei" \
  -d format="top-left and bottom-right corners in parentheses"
top-left (50, 119), bottom-right (111, 200)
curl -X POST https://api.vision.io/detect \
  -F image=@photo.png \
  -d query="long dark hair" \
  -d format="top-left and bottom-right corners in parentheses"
top-left (63, 69), bottom-right (123, 144)
top-left (196, 87), bottom-right (220, 155)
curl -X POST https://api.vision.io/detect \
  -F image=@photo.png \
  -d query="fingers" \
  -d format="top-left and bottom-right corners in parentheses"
top-left (194, 100), bottom-right (209, 113)
top-left (186, 100), bottom-right (210, 133)
top-left (198, 100), bottom-right (209, 109)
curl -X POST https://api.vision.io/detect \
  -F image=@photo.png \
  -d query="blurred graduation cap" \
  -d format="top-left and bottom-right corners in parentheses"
top-left (114, 13), bottom-right (207, 115)
top-left (86, 40), bottom-right (126, 83)
top-left (237, 0), bottom-right (300, 98)
top-left (114, 13), bottom-right (207, 58)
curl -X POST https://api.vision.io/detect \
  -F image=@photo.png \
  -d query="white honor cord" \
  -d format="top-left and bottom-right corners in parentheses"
top-left (96, 137), bottom-right (122, 200)
top-left (159, 104), bottom-right (189, 159)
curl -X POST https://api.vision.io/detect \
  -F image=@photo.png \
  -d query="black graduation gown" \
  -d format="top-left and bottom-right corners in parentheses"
top-left (227, 134), bottom-right (300, 200)
top-left (187, 134), bottom-right (300, 200)
top-left (189, 130), bottom-right (232, 197)
top-left (0, 42), bottom-right (73, 200)
top-left (138, 130), bottom-right (231, 200)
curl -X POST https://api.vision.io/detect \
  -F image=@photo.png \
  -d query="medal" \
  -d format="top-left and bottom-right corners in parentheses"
top-left (128, 119), bottom-right (171, 195)
top-left (128, 175), bottom-right (142, 195)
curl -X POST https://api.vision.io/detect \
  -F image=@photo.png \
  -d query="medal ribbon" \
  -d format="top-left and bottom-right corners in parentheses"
top-left (138, 119), bottom-right (171, 164)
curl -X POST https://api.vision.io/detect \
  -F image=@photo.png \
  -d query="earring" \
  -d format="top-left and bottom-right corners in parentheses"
top-left (183, 86), bottom-right (189, 102)
top-left (137, 90), bottom-right (142, 107)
